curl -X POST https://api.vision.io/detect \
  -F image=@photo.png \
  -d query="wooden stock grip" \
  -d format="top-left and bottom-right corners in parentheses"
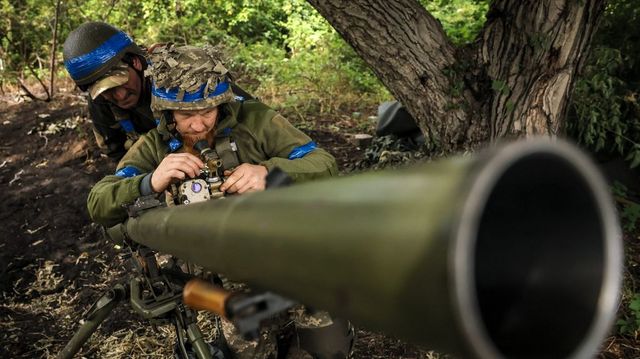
top-left (183, 279), bottom-right (231, 317)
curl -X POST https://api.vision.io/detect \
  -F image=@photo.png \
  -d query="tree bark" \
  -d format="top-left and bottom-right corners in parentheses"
top-left (306, 0), bottom-right (606, 151)
top-left (479, 0), bottom-right (605, 140)
top-left (49, 0), bottom-right (62, 98)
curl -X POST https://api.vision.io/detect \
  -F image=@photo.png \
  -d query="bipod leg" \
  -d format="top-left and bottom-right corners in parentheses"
top-left (57, 284), bottom-right (127, 359)
top-left (173, 314), bottom-right (191, 359)
top-left (173, 305), bottom-right (217, 359)
top-left (185, 308), bottom-right (214, 359)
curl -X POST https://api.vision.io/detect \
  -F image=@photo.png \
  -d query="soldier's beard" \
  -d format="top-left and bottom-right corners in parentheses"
top-left (182, 130), bottom-right (216, 156)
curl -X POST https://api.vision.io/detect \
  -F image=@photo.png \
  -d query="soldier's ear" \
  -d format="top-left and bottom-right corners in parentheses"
top-left (131, 56), bottom-right (143, 71)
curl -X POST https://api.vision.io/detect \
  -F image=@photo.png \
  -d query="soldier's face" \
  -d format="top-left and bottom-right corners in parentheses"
top-left (173, 107), bottom-right (219, 140)
top-left (100, 61), bottom-right (143, 109)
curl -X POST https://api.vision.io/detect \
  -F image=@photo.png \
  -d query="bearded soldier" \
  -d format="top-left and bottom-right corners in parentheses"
top-left (87, 44), bottom-right (338, 225)
top-left (86, 45), bottom-right (353, 358)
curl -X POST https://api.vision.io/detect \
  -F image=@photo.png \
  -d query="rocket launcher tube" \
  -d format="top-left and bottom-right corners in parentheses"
top-left (109, 139), bottom-right (622, 359)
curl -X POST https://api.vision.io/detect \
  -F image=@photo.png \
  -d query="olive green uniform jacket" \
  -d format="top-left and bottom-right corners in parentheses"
top-left (87, 99), bottom-right (338, 227)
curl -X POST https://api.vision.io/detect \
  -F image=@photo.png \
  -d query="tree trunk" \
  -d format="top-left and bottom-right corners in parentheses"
top-left (49, 0), bottom-right (62, 98)
top-left (306, 0), bottom-right (606, 151)
top-left (479, 0), bottom-right (605, 140)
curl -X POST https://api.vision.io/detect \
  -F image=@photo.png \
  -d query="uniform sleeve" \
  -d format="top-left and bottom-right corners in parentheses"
top-left (257, 114), bottom-right (338, 182)
top-left (87, 96), bottom-right (127, 160)
top-left (87, 133), bottom-right (162, 227)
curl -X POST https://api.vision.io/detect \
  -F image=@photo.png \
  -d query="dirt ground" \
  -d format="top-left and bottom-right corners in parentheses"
top-left (0, 92), bottom-right (638, 358)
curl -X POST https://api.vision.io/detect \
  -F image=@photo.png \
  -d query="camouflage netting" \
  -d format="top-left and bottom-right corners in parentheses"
top-left (147, 44), bottom-right (234, 112)
top-left (356, 135), bottom-right (431, 171)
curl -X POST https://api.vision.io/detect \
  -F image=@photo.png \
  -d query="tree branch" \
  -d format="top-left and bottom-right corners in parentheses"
top-left (1, 34), bottom-right (51, 101)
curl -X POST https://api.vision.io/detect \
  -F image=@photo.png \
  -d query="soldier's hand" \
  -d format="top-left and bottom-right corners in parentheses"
top-left (151, 153), bottom-right (204, 192)
top-left (220, 164), bottom-right (268, 194)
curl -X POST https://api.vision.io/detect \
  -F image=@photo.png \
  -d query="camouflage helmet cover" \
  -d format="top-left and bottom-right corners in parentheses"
top-left (62, 22), bottom-right (144, 87)
top-left (148, 44), bottom-right (234, 113)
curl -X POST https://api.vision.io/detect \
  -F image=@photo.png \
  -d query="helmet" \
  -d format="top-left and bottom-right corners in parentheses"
top-left (148, 44), bottom-right (235, 114)
top-left (63, 22), bottom-right (145, 88)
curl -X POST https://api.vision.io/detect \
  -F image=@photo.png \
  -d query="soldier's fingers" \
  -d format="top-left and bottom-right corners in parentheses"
top-left (167, 153), bottom-right (204, 169)
top-left (178, 162), bottom-right (202, 178)
top-left (236, 179), bottom-right (256, 194)
top-left (225, 177), bottom-right (247, 193)
top-left (221, 171), bottom-right (244, 192)
top-left (167, 169), bottom-right (187, 181)
top-left (167, 158), bottom-right (202, 177)
top-left (231, 176), bottom-right (254, 194)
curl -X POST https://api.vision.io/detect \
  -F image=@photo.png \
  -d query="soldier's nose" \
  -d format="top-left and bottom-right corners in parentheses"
top-left (191, 120), bottom-right (206, 132)
top-left (112, 87), bottom-right (128, 101)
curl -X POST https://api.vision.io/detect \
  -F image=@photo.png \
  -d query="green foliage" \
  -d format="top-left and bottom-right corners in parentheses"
top-left (0, 0), bottom-right (493, 113)
top-left (617, 293), bottom-right (640, 335)
top-left (228, 0), bottom-right (388, 114)
top-left (0, 0), bottom-right (59, 80)
top-left (612, 182), bottom-right (640, 232)
top-left (568, 0), bottom-right (640, 169)
top-left (611, 180), bottom-right (640, 337)
top-left (421, 0), bottom-right (489, 45)
top-left (1, 0), bottom-right (389, 112)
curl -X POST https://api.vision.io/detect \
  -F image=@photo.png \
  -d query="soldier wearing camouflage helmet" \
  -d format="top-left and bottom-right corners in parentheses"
top-left (87, 44), bottom-right (338, 224)
top-left (63, 21), bottom-right (157, 159)
top-left (86, 44), bottom-right (351, 358)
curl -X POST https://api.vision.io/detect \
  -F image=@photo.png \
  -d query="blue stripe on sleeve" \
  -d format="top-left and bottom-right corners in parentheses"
top-left (115, 166), bottom-right (141, 178)
top-left (288, 141), bottom-right (317, 159)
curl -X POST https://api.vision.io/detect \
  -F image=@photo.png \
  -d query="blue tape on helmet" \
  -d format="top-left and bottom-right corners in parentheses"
top-left (64, 31), bottom-right (134, 81)
top-left (115, 166), bottom-right (141, 178)
top-left (288, 141), bottom-right (317, 160)
top-left (119, 119), bottom-right (135, 133)
top-left (152, 81), bottom-right (229, 103)
top-left (168, 138), bottom-right (183, 152)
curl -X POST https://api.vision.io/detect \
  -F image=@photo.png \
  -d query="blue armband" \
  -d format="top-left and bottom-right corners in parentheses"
top-left (288, 141), bottom-right (317, 160)
top-left (115, 166), bottom-right (141, 178)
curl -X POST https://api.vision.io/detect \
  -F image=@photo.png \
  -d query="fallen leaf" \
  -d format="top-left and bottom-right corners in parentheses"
top-left (30, 239), bottom-right (44, 246)
top-left (35, 160), bottom-right (48, 168)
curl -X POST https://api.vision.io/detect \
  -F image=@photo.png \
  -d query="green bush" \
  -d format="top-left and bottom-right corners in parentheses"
top-left (227, 0), bottom-right (389, 114)
top-left (617, 293), bottom-right (640, 335)
top-left (568, 0), bottom-right (640, 168)
top-left (421, 0), bottom-right (489, 45)
top-left (612, 182), bottom-right (640, 232)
